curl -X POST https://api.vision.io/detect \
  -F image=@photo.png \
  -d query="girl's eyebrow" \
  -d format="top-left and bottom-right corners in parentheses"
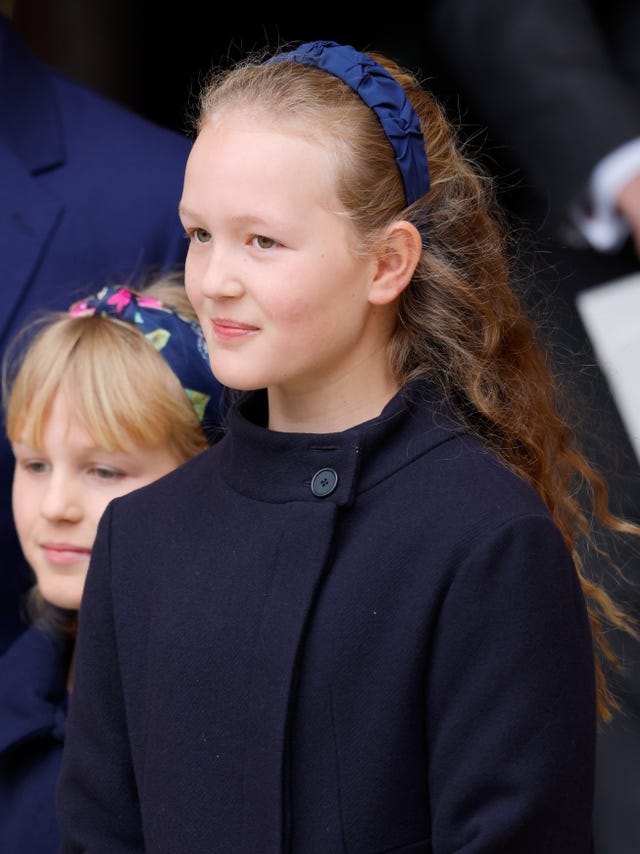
top-left (180, 210), bottom-right (287, 235)
top-left (10, 440), bottom-right (35, 452)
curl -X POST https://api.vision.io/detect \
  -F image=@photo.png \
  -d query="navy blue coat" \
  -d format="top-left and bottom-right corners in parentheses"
top-left (0, 14), bottom-right (193, 654)
top-left (0, 623), bottom-right (70, 854)
top-left (59, 384), bottom-right (597, 853)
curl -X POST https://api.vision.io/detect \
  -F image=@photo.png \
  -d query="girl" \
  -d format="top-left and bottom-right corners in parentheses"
top-left (58, 42), bottom-right (638, 852)
top-left (0, 276), bottom-right (222, 854)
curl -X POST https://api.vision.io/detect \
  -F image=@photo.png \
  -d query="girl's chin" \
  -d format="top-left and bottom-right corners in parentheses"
top-left (38, 582), bottom-right (84, 612)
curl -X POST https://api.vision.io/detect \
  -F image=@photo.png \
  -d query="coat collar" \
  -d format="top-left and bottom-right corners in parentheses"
top-left (218, 382), bottom-right (466, 508)
top-left (0, 623), bottom-right (70, 755)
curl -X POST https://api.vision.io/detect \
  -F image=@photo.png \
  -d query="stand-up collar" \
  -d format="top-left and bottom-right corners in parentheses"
top-left (219, 382), bottom-right (466, 507)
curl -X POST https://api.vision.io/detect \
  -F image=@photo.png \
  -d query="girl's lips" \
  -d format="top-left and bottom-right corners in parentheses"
top-left (212, 319), bottom-right (258, 341)
top-left (41, 544), bottom-right (91, 565)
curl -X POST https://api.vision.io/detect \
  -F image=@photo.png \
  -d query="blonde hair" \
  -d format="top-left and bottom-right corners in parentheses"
top-left (4, 275), bottom-right (210, 464)
top-left (4, 274), bottom-right (211, 635)
top-left (195, 48), bottom-right (640, 720)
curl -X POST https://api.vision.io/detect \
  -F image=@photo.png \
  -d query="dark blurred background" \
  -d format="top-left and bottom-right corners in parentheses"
top-left (11, 1), bottom-right (435, 136)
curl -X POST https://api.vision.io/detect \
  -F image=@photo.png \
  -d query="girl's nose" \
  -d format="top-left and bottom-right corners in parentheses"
top-left (41, 472), bottom-right (83, 523)
top-left (197, 243), bottom-right (246, 300)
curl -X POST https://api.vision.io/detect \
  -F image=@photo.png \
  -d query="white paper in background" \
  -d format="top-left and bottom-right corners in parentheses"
top-left (575, 271), bottom-right (640, 466)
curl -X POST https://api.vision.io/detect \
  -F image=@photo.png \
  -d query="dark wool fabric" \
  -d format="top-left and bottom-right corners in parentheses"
top-left (59, 383), bottom-right (596, 853)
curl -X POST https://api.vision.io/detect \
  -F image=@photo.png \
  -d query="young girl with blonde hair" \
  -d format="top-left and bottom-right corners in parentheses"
top-left (0, 275), bottom-right (222, 854)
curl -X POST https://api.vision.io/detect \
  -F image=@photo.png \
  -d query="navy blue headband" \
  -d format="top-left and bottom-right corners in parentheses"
top-left (69, 286), bottom-right (222, 432)
top-left (268, 40), bottom-right (430, 205)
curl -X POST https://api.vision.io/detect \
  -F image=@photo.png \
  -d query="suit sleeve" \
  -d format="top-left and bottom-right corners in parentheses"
top-left (426, 513), bottom-right (596, 852)
top-left (57, 501), bottom-right (145, 853)
top-left (429, 0), bottom-right (640, 227)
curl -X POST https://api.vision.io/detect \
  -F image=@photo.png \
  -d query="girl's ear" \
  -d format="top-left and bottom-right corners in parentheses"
top-left (368, 220), bottom-right (422, 306)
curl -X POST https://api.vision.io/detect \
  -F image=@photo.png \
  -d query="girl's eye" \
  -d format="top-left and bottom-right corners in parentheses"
top-left (252, 235), bottom-right (276, 249)
top-left (90, 467), bottom-right (125, 481)
top-left (192, 228), bottom-right (212, 244)
top-left (23, 460), bottom-right (49, 475)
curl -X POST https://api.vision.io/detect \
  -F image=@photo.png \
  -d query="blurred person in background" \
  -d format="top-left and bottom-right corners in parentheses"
top-left (0, 1), bottom-right (193, 654)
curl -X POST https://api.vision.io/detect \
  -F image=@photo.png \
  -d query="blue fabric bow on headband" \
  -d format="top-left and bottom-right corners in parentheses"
top-left (268, 40), bottom-right (430, 206)
top-left (69, 286), bottom-right (222, 435)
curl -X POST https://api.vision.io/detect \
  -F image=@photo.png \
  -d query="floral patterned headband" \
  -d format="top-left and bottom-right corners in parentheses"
top-left (69, 286), bottom-right (222, 433)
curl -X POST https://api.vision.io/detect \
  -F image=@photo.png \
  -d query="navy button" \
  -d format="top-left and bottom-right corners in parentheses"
top-left (310, 467), bottom-right (338, 497)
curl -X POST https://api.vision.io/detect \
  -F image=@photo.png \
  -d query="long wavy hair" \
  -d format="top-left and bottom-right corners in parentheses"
top-left (195, 47), bottom-right (639, 721)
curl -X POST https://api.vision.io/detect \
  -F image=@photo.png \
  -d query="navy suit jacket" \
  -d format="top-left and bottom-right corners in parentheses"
top-left (0, 14), bottom-right (193, 652)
